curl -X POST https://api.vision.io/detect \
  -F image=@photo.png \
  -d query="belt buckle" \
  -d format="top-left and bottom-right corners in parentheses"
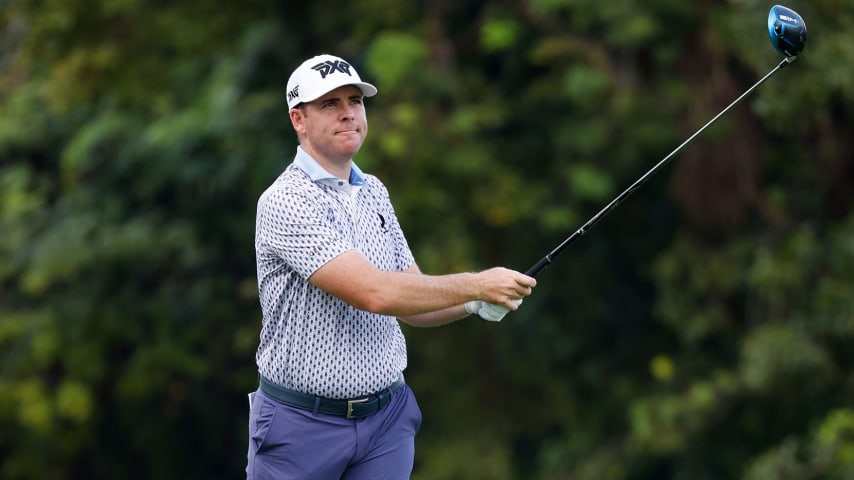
top-left (346, 398), bottom-right (370, 419)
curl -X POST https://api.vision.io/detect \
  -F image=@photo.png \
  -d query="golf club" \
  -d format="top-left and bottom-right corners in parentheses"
top-left (525, 4), bottom-right (807, 278)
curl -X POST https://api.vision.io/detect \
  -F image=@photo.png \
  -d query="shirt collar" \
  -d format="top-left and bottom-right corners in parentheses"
top-left (294, 146), bottom-right (366, 186)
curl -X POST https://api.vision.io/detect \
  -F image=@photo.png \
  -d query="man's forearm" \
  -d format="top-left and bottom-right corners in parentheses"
top-left (308, 250), bottom-right (535, 317)
top-left (398, 303), bottom-right (471, 328)
top-left (360, 270), bottom-right (481, 317)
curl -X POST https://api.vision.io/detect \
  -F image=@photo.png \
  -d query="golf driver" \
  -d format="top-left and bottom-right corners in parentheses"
top-left (525, 4), bottom-right (807, 278)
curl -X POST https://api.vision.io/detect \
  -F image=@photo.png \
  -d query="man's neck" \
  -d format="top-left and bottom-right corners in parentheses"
top-left (301, 146), bottom-right (352, 180)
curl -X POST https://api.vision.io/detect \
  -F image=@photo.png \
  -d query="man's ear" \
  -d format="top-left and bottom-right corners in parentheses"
top-left (290, 107), bottom-right (306, 135)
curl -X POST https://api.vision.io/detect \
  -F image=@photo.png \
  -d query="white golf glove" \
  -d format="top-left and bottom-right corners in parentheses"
top-left (465, 299), bottom-right (523, 322)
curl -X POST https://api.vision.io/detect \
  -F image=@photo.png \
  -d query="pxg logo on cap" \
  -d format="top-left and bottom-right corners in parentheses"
top-left (312, 59), bottom-right (354, 79)
top-left (286, 54), bottom-right (377, 109)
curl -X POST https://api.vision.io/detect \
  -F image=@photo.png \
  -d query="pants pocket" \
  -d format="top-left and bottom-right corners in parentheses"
top-left (250, 394), bottom-right (278, 452)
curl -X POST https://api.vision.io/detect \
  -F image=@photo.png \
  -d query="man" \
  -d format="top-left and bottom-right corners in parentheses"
top-left (246, 54), bottom-right (536, 479)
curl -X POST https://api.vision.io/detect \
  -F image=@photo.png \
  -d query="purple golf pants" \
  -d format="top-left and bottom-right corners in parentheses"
top-left (246, 383), bottom-right (422, 479)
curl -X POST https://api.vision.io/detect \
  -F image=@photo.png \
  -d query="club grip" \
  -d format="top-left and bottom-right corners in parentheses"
top-left (525, 257), bottom-right (552, 278)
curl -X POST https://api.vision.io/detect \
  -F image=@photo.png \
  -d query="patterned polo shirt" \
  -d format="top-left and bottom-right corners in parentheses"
top-left (254, 146), bottom-right (415, 399)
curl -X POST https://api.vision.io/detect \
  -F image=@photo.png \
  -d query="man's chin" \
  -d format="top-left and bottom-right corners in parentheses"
top-left (337, 138), bottom-right (364, 155)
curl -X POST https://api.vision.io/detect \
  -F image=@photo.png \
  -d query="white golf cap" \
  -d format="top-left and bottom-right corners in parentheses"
top-left (285, 54), bottom-right (378, 109)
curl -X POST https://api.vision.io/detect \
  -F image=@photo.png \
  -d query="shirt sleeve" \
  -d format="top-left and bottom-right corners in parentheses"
top-left (256, 186), bottom-right (353, 279)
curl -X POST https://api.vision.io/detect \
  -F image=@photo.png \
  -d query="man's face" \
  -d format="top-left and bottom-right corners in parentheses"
top-left (291, 85), bottom-right (368, 164)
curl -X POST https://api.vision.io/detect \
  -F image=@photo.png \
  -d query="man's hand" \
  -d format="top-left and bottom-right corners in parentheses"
top-left (465, 299), bottom-right (523, 322)
top-left (472, 267), bottom-right (535, 309)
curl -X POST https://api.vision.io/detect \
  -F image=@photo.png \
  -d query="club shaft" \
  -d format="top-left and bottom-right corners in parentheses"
top-left (525, 59), bottom-right (791, 278)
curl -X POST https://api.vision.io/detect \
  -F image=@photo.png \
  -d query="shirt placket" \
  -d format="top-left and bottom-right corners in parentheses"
top-left (330, 185), bottom-right (359, 246)
top-left (347, 187), bottom-right (363, 248)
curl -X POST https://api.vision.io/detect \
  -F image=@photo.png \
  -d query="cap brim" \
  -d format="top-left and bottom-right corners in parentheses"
top-left (356, 82), bottom-right (378, 98)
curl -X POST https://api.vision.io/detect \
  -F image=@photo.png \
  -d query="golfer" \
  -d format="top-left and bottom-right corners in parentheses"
top-left (246, 53), bottom-right (536, 479)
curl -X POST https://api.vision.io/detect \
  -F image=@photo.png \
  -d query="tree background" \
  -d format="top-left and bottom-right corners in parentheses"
top-left (1, 0), bottom-right (852, 478)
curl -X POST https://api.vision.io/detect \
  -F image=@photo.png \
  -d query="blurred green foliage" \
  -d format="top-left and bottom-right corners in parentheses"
top-left (1, 0), bottom-right (852, 478)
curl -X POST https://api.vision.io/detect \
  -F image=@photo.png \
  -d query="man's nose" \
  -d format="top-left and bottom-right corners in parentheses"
top-left (340, 103), bottom-right (356, 119)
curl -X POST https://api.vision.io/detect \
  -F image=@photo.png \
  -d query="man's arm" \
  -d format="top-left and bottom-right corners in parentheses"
top-left (308, 250), bottom-right (535, 322)
top-left (395, 264), bottom-right (478, 328)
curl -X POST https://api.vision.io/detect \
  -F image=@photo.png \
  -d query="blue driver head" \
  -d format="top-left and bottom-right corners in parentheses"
top-left (768, 5), bottom-right (807, 58)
